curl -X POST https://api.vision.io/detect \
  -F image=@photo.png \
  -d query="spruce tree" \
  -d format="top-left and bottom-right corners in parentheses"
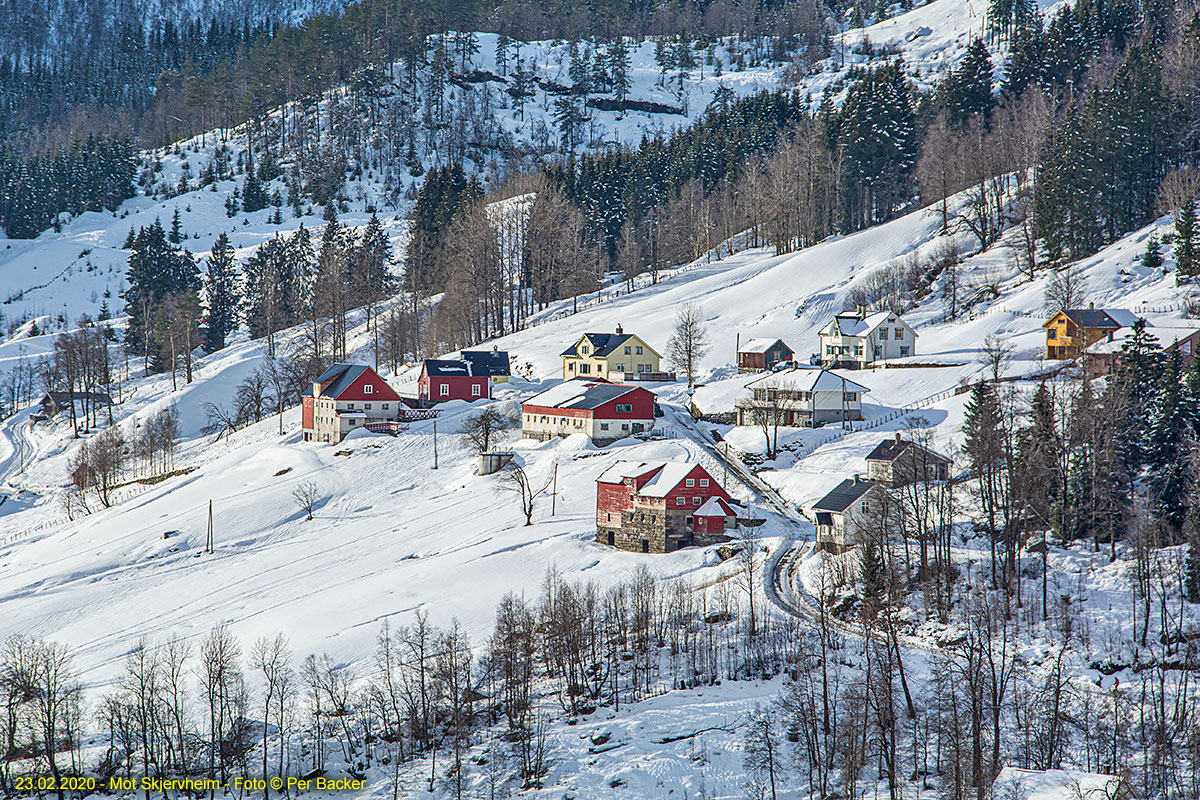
top-left (1147, 349), bottom-right (1191, 538)
top-left (242, 154), bottom-right (268, 213)
top-left (1176, 199), bottom-right (1197, 284)
top-left (204, 233), bottom-right (239, 352)
top-left (1141, 234), bottom-right (1163, 271)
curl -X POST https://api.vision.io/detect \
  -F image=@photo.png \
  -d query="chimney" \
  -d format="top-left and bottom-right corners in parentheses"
top-left (853, 473), bottom-right (862, 484)
top-left (1088, 302), bottom-right (1095, 309)
top-left (615, 323), bottom-right (623, 335)
top-left (895, 432), bottom-right (901, 443)
top-left (312, 381), bottom-right (321, 398)
top-left (492, 344), bottom-right (498, 353)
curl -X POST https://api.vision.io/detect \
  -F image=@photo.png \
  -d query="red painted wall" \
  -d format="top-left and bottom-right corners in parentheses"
top-left (302, 397), bottom-right (314, 429)
top-left (661, 465), bottom-right (730, 512)
top-left (419, 373), bottom-right (490, 402)
top-left (337, 368), bottom-right (403, 402)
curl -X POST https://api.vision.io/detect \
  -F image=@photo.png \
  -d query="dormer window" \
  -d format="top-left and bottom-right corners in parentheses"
top-left (364, 384), bottom-right (374, 394)
top-left (582, 345), bottom-right (590, 354)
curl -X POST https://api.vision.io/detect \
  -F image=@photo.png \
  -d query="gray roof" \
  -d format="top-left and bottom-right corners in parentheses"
top-left (42, 391), bottom-right (113, 406)
top-left (301, 363), bottom-right (369, 398)
top-left (561, 332), bottom-right (635, 358)
top-left (524, 378), bottom-right (645, 410)
top-left (1057, 309), bottom-right (1120, 329)
top-left (865, 437), bottom-right (950, 464)
top-left (460, 349), bottom-right (511, 376)
top-left (812, 478), bottom-right (879, 513)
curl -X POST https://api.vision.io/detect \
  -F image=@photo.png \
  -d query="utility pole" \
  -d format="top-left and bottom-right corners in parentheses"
top-left (723, 440), bottom-right (729, 489)
top-left (551, 461), bottom-right (558, 516)
top-left (206, 499), bottom-right (213, 553)
top-left (432, 420), bottom-right (438, 469)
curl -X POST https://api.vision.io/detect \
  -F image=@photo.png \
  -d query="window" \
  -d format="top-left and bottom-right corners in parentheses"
top-left (471, 384), bottom-right (481, 397)
top-left (600, 423), bottom-right (610, 430)
top-left (580, 363), bottom-right (591, 374)
top-left (635, 346), bottom-right (643, 354)
top-left (900, 346), bottom-right (910, 356)
top-left (844, 392), bottom-right (856, 401)
top-left (700, 478), bottom-right (709, 487)
top-left (569, 362), bottom-right (576, 371)
top-left (364, 403), bottom-right (372, 410)
top-left (624, 346), bottom-right (631, 354)
top-left (382, 404), bottom-right (389, 410)
top-left (693, 496), bottom-right (701, 506)
top-left (677, 497), bottom-right (686, 506)
top-left (1047, 328), bottom-right (1057, 340)
top-left (616, 363), bottom-right (625, 371)
top-left (582, 345), bottom-right (590, 354)
top-left (686, 478), bottom-right (695, 487)
top-left (349, 418), bottom-right (357, 425)
top-left (686, 516), bottom-right (694, 527)
top-left (346, 403), bottom-right (355, 409)
top-left (615, 403), bottom-right (632, 413)
top-left (364, 384), bottom-right (373, 394)
top-left (621, 423), bottom-right (628, 430)
top-left (894, 328), bottom-right (904, 339)
top-left (440, 383), bottom-right (449, 396)
top-left (879, 328), bottom-right (888, 340)
top-left (597, 363), bottom-right (604, 372)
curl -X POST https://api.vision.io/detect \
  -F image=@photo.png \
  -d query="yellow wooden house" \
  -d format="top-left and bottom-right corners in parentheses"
top-left (560, 325), bottom-right (662, 380)
top-left (1043, 307), bottom-right (1121, 359)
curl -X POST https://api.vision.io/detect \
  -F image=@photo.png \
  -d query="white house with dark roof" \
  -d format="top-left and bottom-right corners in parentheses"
top-left (301, 363), bottom-right (405, 444)
top-left (865, 433), bottom-right (951, 487)
top-left (810, 476), bottom-right (894, 551)
top-left (737, 368), bottom-right (869, 427)
top-left (819, 309), bottom-right (916, 368)
top-left (522, 378), bottom-right (656, 444)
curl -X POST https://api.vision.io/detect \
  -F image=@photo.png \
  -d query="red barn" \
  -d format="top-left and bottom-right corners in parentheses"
top-left (522, 378), bottom-right (655, 444)
top-left (302, 363), bottom-right (404, 444)
top-left (595, 461), bottom-right (737, 553)
top-left (418, 359), bottom-right (491, 405)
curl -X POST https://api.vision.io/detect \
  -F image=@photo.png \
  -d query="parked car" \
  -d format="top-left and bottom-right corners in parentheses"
top-left (772, 359), bottom-right (800, 371)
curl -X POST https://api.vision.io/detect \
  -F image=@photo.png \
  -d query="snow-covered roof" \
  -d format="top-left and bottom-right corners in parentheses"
top-left (1087, 324), bottom-right (1200, 355)
top-left (695, 497), bottom-right (733, 517)
top-left (1102, 308), bottom-right (1144, 328)
top-left (524, 378), bottom-right (644, 411)
top-left (746, 367), bottom-right (869, 394)
top-left (991, 767), bottom-right (1125, 800)
top-left (739, 337), bottom-right (790, 354)
top-left (596, 461), bottom-right (663, 485)
top-left (422, 359), bottom-right (476, 377)
top-left (828, 311), bottom-right (909, 338)
top-left (638, 463), bottom-right (699, 497)
top-left (595, 460), bottom-right (706, 497)
top-left (337, 410), bottom-right (368, 418)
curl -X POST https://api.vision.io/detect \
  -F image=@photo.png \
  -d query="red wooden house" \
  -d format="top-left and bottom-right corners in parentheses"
top-left (595, 461), bottom-right (737, 552)
top-left (522, 378), bottom-right (655, 444)
top-left (302, 364), bottom-right (405, 444)
top-left (418, 359), bottom-right (491, 405)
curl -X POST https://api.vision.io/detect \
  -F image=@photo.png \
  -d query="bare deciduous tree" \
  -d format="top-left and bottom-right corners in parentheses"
top-left (667, 302), bottom-right (710, 388)
top-left (459, 407), bottom-right (514, 455)
top-left (499, 464), bottom-right (552, 526)
top-left (291, 481), bottom-right (320, 521)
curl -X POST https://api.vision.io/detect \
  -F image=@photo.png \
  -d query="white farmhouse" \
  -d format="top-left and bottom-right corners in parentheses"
top-left (819, 309), bottom-right (917, 369)
top-left (736, 368), bottom-right (869, 427)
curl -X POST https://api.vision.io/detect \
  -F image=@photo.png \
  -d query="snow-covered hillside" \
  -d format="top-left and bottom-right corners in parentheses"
top-left (6, 2), bottom-right (1195, 797)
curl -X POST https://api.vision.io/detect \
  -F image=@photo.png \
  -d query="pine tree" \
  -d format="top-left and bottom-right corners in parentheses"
top-left (1141, 234), bottom-right (1163, 271)
top-left (941, 38), bottom-right (995, 125)
top-left (1147, 349), bottom-right (1191, 538)
top-left (204, 233), bottom-right (239, 352)
top-left (1176, 199), bottom-right (1197, 284)
top-left (169, 208), bottom-right (183, 243)
top-left (242, 154), bottom-right (268, 213)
